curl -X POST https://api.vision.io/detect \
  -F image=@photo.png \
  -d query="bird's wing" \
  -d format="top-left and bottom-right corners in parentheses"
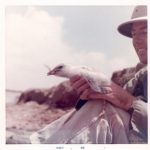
top-left (81, 71), bottom-right (111, 93)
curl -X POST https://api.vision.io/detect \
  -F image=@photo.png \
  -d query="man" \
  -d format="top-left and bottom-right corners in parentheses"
top-left (71, 5), bottom-right (147, 142)
top-left (30, 5), bottom-right (147, 144)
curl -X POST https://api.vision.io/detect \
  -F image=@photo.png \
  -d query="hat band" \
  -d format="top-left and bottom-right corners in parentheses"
top-left (131, 16), bottom-right (147, 21)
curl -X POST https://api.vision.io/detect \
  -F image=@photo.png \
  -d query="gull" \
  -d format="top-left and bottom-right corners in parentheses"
top-left (46, 63), bottom-right (111, 94)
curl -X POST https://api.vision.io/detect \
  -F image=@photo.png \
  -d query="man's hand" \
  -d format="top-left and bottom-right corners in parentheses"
top-left (70, 75), bottom-right (134, 110)
top-left (70, 75), bottom-right (91, 96)
top-left (80, 82), bottom-right (134, 110)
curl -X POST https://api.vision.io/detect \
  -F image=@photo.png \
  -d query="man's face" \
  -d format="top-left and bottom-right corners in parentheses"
top-left (132, 21), bottom-right (147, 64)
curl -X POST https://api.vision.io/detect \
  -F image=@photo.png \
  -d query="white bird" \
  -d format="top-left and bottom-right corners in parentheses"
top-left (47, 63), bottom-right (111, 94)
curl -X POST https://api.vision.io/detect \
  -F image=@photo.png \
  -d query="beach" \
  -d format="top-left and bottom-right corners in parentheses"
top-left (6, 89), bottom-right (74, 144)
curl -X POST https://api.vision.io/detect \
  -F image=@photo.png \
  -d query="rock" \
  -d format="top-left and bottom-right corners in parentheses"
top-left (47, 81), bottom-right (79, 108)
top-left (18, 88), bottom-right (50, 104)
top-left (18, 81), bottom-right (79, 109)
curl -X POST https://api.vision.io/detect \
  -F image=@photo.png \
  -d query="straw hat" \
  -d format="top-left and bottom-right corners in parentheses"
top-left (118, 5), bottom-right (147, 38)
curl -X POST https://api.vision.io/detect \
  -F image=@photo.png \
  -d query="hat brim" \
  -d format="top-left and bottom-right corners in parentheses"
top-left (118, 17), bottom-right (147, 38)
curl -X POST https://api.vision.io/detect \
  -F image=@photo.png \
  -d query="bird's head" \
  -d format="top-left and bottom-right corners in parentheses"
top-left (47, 63), bottom-right (68, 77)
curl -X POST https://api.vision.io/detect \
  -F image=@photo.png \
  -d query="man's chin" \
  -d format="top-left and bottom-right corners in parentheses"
top-left (140, 59), bottom-right (147, 65)
top-left (139, 55), bottom-right (147, 64)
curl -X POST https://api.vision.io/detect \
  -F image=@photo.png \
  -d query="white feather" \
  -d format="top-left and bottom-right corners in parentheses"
top-left (47, 63), bottom-right (111, 93)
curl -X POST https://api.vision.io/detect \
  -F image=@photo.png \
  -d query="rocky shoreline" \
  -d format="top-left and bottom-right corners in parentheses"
top-left (6, 81), bottom-right (77, 144)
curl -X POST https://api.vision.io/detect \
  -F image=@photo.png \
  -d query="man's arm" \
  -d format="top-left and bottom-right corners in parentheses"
top-left (71, 77), bottom-right (147, 139)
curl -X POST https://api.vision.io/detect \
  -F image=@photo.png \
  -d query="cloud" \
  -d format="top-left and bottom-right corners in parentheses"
top-left (6, 6), bottom-right (138, 90)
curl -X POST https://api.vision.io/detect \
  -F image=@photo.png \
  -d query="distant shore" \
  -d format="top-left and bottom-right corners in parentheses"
top-left (6, 90), bottom-right (21, 104)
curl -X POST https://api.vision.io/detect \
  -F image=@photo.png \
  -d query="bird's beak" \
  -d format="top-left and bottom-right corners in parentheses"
top-left (47, 70), bottom-right (55, 76)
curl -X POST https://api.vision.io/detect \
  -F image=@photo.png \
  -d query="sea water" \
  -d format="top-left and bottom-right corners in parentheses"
top-left (6, 90), bottom-right (21, 104)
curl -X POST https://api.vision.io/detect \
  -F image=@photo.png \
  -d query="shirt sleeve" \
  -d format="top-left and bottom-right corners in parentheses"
top-left (130, 97), bottom-right (147, 140)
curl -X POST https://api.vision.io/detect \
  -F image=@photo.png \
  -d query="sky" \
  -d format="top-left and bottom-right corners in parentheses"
top-left (5, 5), bottom-right (139, 91)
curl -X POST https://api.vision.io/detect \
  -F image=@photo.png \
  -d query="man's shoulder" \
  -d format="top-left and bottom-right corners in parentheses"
top-left (111, 66), bottom-right (136, 87)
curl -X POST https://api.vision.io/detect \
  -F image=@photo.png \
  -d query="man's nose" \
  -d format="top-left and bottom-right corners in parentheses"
top-left (134, 34), bottom-right (143, 44)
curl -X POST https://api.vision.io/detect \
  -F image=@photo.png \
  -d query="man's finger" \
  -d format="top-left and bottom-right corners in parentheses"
top-left (77, 83), bottom-right (90, 95)
top-left (71, 77), bottom-right (86, 89)
top-left (88, 91), bottom-right (109, 100)
top-left (80, 89), bottom-right (90, 99)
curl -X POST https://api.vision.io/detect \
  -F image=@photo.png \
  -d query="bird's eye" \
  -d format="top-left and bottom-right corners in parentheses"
top-left (56, 65), bottom-right (64, 70)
